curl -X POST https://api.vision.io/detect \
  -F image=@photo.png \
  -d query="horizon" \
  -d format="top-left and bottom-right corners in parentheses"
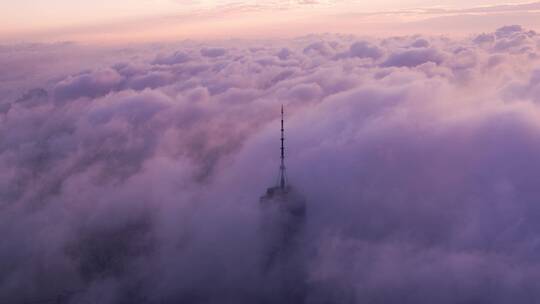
top-left (3, 1), bottom-right (540, 44)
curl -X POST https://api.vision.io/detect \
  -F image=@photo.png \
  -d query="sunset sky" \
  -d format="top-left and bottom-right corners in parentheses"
top-left (3, 0), bottom-right (540, 43)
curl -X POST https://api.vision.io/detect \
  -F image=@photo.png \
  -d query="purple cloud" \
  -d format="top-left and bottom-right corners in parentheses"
top-left (152, 51), bottom-right (191, 65)
top-left (303, 41), bottom-right (334, 56)
top-left (53, 68), bottom-right (124, 101)
top-left (2, 26), bottom-right (540, 304)
top-left (348, 41), bottom-right (384, 59)
top-left (200, 47), bottom-right (227, 58)
top-left (381, 47), bottom-right (445, 67)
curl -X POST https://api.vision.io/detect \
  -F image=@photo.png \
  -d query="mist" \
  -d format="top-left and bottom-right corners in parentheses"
top-left (2, 25), bottom-right (540, 303)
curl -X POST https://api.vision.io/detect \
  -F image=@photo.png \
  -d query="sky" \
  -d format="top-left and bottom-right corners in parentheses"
top-left (2, 0), bottom-right (540, 43)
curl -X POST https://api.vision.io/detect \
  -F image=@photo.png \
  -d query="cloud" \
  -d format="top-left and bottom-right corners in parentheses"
top-left (473, 33), bottom-right (495, 45)
top-left (346, 41), bottom-right (384, 60)
top-left (381, 47), bottom-right (445, 67)
top-left (495, 25), bottom-right (526, 38)
top-left (303, 41), bottom-right (335, 56)
top-left (152, 51), bottom-right (191, 65)
top-left (2, 26), bottom-right (540, 303)
top-left (277, 47), bottom-right (293, 60)
top-left (411, 38), bottom-right (430, 48)
top-left (504, 68), bottom-right (540, 102)
top-left (53, 68), bottom-right (124, 101)
top-left (200, 47), bottom-right (227, 58)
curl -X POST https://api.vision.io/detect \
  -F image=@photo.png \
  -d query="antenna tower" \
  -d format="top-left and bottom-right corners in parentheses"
top-left (280, 105), bottom-right (286, 189)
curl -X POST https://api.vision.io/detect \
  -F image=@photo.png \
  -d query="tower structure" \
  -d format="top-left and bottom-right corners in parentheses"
top-left (258, 106), bottom-right (307, 300)
top-left (260, 104), bottom-right (306, 207)
top-left (279, 104), bottom-right (286, 189)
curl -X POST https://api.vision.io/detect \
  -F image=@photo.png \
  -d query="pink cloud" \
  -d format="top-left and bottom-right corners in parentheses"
top-left (2, 25), bottom-right (540, 303)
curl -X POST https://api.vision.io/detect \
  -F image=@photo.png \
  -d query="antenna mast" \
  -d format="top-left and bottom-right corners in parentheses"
top-left (280, 105), bottom-right (286, 189)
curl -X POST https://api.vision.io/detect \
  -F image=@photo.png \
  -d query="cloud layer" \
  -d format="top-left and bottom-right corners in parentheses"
top-left (2, 26), bottom-right (540, 303)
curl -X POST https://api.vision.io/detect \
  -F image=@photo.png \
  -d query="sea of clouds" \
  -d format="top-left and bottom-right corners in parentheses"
top-left (2, 25), bottom-right (540, 303)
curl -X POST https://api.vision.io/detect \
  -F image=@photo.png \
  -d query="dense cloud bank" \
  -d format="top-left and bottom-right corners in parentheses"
top-left (2, 25), bottom-right (540, 303)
